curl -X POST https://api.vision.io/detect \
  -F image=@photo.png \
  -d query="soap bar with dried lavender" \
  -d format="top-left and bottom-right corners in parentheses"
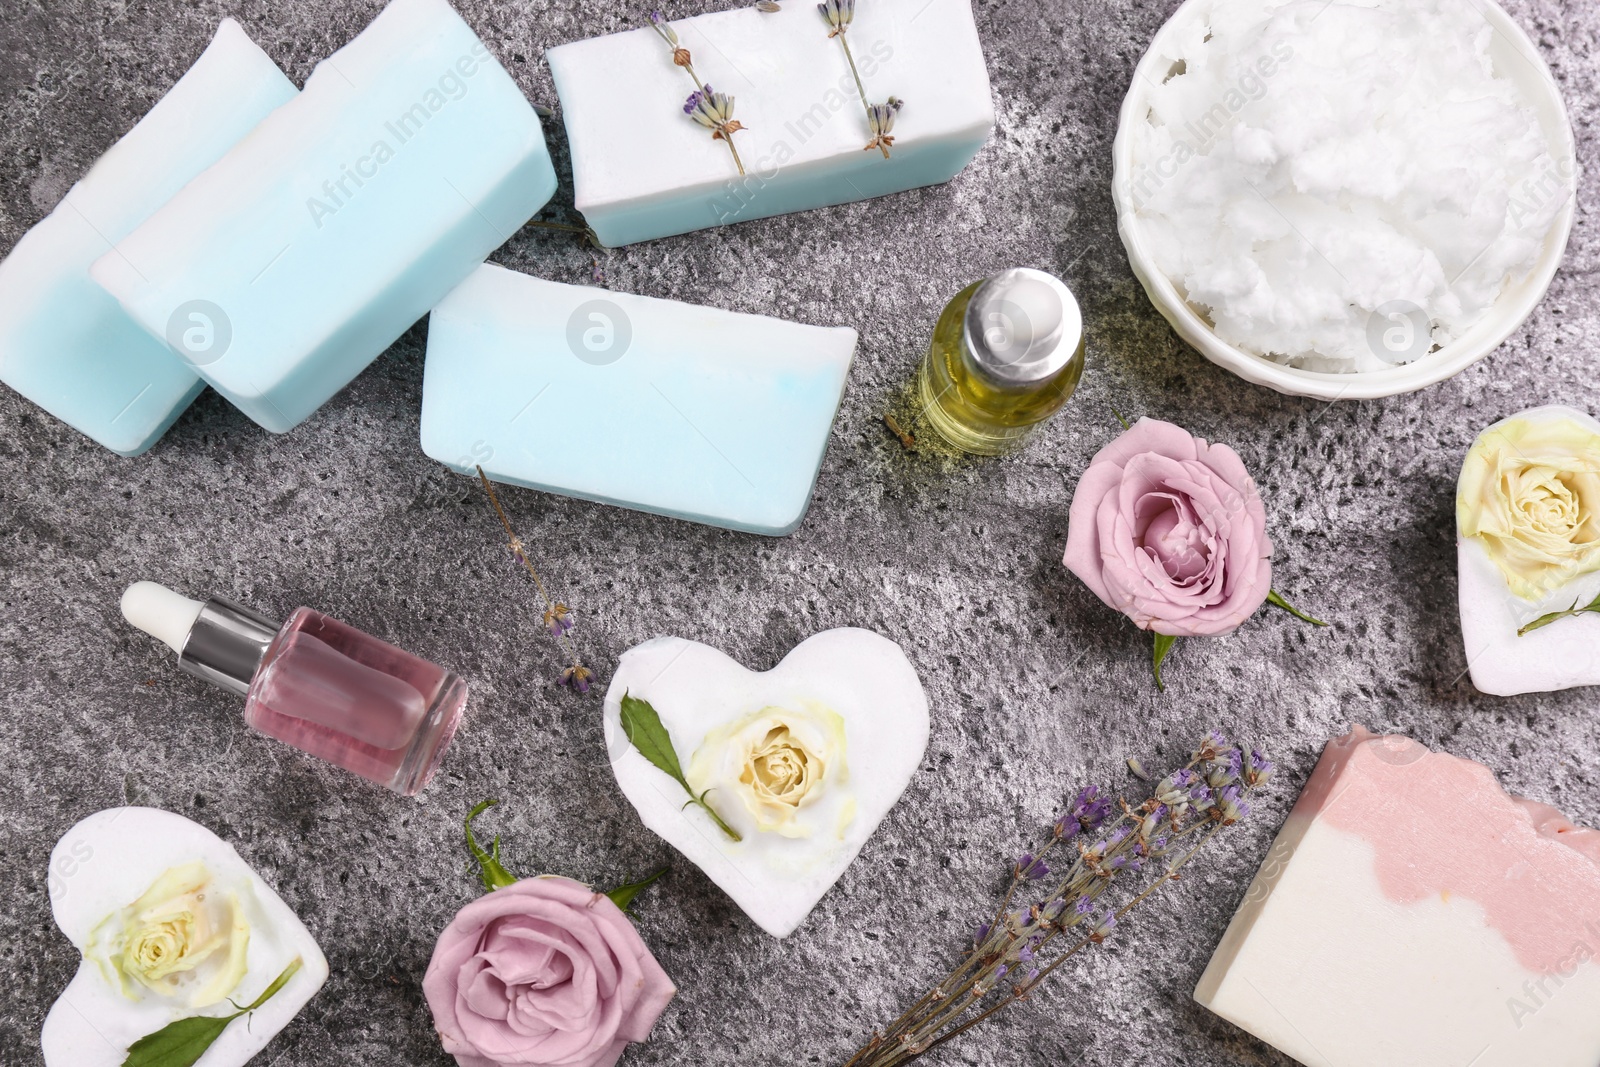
top-left (546, 0), bottom-right (993, 247)
top-left (0, 20), bottom-right (295, 455)
top-left (420, 263), bottom-right (856, 535)
top-left (91, 0), bottom-right (557, 434)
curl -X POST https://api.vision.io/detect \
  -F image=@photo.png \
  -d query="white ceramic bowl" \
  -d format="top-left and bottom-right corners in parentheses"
top-left (1111, 0), bottom-right (1578, 401)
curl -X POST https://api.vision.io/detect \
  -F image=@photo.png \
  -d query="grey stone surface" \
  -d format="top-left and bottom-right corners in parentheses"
top-left (0, 0), bottom-right (1596, 1064)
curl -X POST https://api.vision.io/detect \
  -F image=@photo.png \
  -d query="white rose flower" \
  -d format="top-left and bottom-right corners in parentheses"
top-left (85, 861), bottom-right (251, 1008)
top-left (688, 705), bottom-right (852, 839)
top-left (1458, 415), bottom-right (1600, 600)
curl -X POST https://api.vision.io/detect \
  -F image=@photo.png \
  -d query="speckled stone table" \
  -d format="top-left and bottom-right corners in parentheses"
top-left (1, 1), bottom-right (1596, 1065)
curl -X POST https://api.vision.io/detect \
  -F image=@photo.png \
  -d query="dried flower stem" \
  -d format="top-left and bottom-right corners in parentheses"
top-left (475, 467), bottom-right (594, 693)
top-left (841, 736), bottom-right (1269, 1067)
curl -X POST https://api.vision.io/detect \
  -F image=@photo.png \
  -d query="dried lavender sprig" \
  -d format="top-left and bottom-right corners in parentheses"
top-left (649, 10), bottom-right (747, 175)
top-left (842, 737), bottom-right (1268, 1067)
top-left (475, 466), bottom-right (594, 693)
top-left (817, 0), bottom-right (903, 158)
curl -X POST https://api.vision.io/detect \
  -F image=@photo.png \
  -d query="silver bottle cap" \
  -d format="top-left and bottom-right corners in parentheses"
top-left (178, 598), bottom-right (280, 696)
top-left (961, 268), bottom-right (1083, 387)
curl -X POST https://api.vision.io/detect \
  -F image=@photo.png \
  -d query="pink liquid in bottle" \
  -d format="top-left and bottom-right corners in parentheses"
top-left (246, 608), bottom-right (466, 795)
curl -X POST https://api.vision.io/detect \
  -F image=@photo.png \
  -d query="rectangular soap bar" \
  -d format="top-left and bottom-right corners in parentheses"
top-left (420, 264), bottom-right (856, 535)
top-left (547, 0), bottom-right (993, 247)
top-left (1196, 727), bottom-right (1600, 1067)
top-left (91, 0), bottom-right (557, 434)
top-left (0, 20), bottom-right (295, 455)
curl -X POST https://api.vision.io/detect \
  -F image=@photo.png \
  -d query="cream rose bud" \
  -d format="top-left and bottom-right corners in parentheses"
top-left (688, 705), bottom-right (852, 838)
top-left (85, 860), bottom-right (251, 1008)
top-left (1458, 415), bottom-right (1600, 600)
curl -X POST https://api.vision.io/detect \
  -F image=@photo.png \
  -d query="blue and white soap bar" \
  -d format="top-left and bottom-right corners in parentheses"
top-left (547, 0), bottom-right (994, 247)
top-left (421, 264), bottom-right (856, 535)
top-left (0, 21), bottom-right (295, 456)
top-left (92, 0), bottom-right (557, 434)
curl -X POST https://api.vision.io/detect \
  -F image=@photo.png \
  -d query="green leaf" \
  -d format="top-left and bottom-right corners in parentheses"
top-left (605, 867), bottom-right (669, 914)
top-left (619, 692), bottom-right (741, 842)
top-left (1519, 592), bottom-right (1600, 636)
top-left (465, 799), bottom-right (519, 892)
top-left (619, 693), bottom-right (687, 784)
top-left (1266, 589), bottom-right (1327, 627)
top-left (1110, 404), bottom-right (1131, 431)
top-left (1152, 633), bottom-right (1178, 692)
top-left (122, 958), bottom-right (302, 1067)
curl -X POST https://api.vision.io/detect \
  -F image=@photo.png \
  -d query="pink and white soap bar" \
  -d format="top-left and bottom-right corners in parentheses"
top-left (1196, 728), bottom-right (1600, 1067)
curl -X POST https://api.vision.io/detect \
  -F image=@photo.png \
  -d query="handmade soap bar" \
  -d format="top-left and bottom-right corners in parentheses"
top-left (41, 807), bottom-right (328, 1067)
top-left (420, 263), bottom-right (856, 535)
top-left (1457, 405), bottom-right (1600, 695)
top-left (1196, 728), bottom-right (1600, 1067)
top-left (546, 0), bottom-right (993, 247)
top-left (92, 0), bottom-right (557, 433)
top-left (0, 20), bottom-right (294, 455)
top-left (602, 629), bottom-right (929, 937)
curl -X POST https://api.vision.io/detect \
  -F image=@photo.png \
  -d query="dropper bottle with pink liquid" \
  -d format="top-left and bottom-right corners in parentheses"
top-left (121, 582), bottom-right (467, 796)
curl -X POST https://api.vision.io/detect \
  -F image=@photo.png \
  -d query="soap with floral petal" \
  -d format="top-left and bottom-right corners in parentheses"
top-left (41, 808), bottom-right (327, 1067)
top-left (601, 628), bottom-right (928, 937)
top-left (1456, 404), bottom-right (1600, 695)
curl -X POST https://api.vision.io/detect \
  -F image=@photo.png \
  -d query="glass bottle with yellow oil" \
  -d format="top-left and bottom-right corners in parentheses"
top-left (915, 268), bottom-right (1085, 455)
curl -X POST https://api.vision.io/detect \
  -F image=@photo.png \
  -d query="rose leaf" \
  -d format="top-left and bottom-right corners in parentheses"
top-left (1266, 589), bottom-right (1327, 627)
top-left (620, 693), bottom-right (741, 842)
top-left (1152, 633), bottom-right (1178, 692)
top-left (1518, 592), bottom-right (1600, 636)
top-left (122, 958), bottom-right (302, 1067)
top-left (605, 867), bottom-right (669, 915)
top-left (465, 799), bottom-right (520, 892)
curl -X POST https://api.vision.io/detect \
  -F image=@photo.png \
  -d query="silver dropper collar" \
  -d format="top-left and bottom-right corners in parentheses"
top-left (961, 268), bottom-right (1083, 387)
top-left (178, 598), bottom-right (280, 696)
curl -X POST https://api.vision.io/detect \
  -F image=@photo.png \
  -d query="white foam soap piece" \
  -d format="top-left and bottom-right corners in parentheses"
top-left (41, 808), bottom-right (328, 1067)
top-left (0, 19), bottom-right (296, 456)
top-left (421, 263), bottom-right (857, 536)
top-left (546, 0), bottom-right (993, 247)
top-left (602, 629), bottom-right (929, 937)
top-left (91, 0), bottom-right (558, 434)
top-left (1457, 404), bottom-right (1600, 695)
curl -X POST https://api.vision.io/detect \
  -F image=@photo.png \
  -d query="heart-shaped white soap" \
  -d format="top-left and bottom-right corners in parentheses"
top-left (41, 807), bottom-right (329, 1067)
top-left (1458, 404), bottom-right (1600, 696)
top-left (602, 628), bottom-right (929, 937)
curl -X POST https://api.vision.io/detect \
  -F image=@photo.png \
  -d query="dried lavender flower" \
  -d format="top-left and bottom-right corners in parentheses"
top-left (476, 468), bottom-right (594, 697)
top-left (841, 734), bottom-right (1269, 1067)
top-left (1014, 853), bottom-right (1050, 882)
top-left (1245, 748), bottom-right (1274, 787)
top-left (559, 664), bottom-right (594, 694)
top-left (543, 603), bottom-right (574, 639)
top-left (864, 97), bottom-right (902, 156)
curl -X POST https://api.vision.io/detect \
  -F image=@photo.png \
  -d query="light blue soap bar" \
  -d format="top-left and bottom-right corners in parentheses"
top-left (0, 20), bottom-right (296, 455)
top-left (421, 264), bottom-right (857, 535)
top-left (91, 0), bottom-right (557, 434)
top-left (547, 0), bottom-right (994, 247)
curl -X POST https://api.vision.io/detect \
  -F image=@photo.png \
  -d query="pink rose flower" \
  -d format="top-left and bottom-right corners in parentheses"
top-left (423, 876), bottom-right (676, 1067)
top-left (1063, 418), bottom-right (1272, 637)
